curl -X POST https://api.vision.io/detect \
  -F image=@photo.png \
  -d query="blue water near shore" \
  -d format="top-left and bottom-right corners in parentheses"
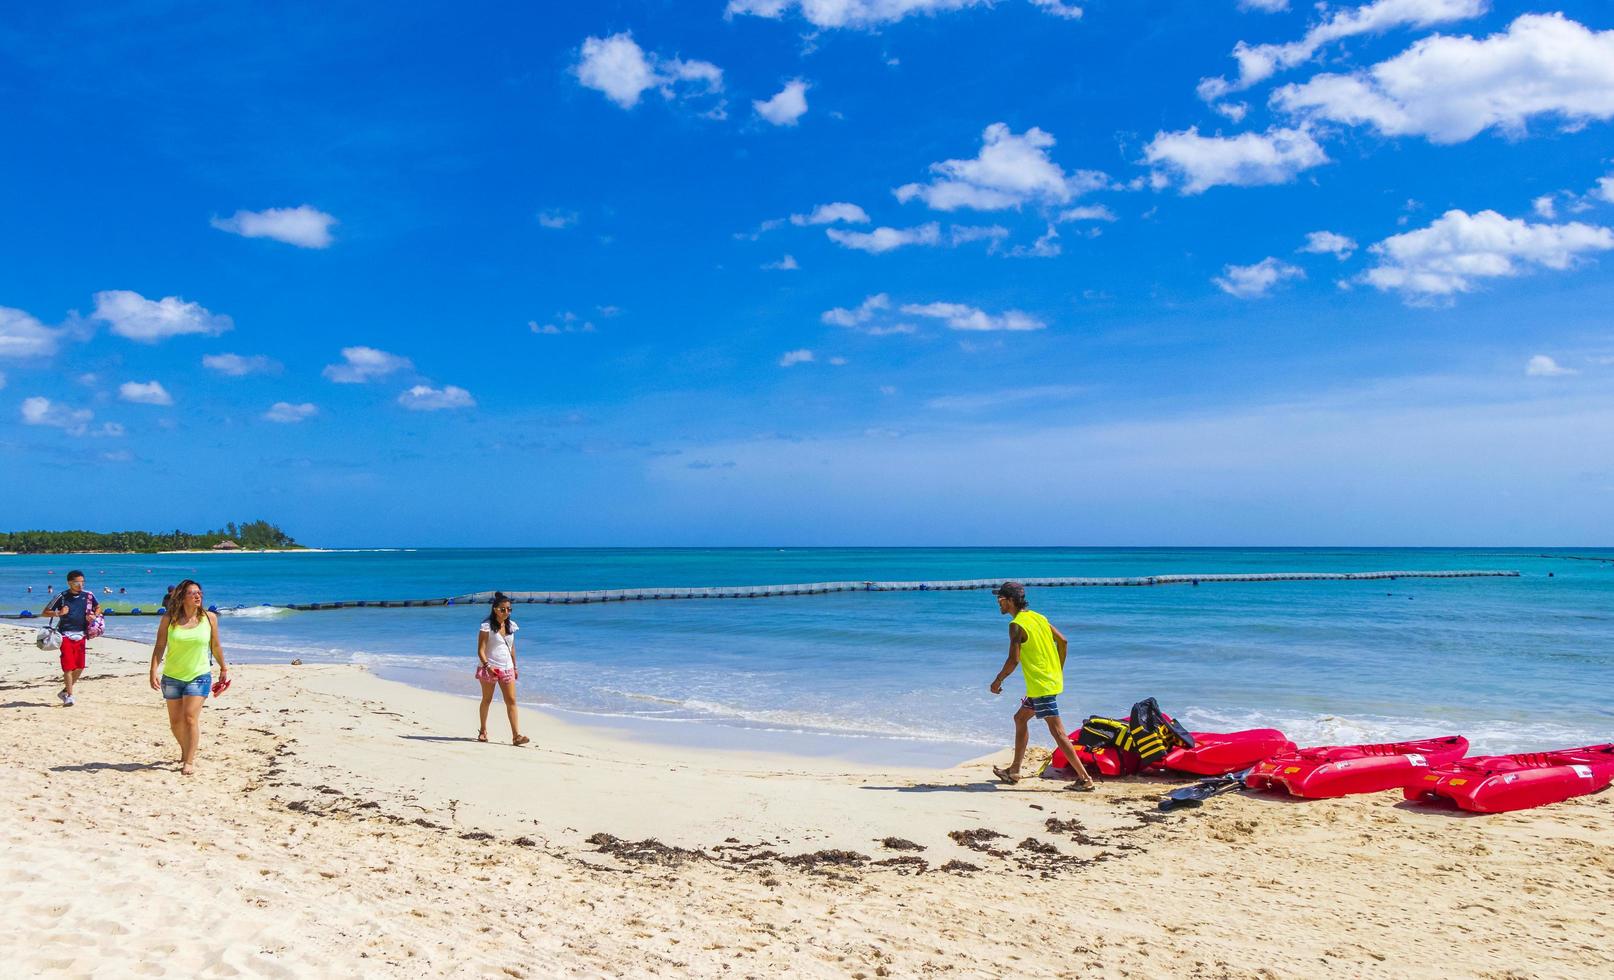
top-left (4, 548), bottom-right (1611, 765)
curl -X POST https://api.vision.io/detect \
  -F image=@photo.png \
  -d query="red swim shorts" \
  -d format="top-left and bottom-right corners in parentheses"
top-left (59, 636), bottom-right (87, 673)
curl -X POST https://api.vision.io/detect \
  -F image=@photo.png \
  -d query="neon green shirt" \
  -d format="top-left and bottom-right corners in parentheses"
top-left (163, 615), bottom-right (214, 682)
top-left (1013, 609), bottom-right (1063, 697)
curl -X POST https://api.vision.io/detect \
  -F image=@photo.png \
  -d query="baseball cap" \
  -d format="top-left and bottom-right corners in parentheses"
top-left (995, 581), bottom-right (1025, 603)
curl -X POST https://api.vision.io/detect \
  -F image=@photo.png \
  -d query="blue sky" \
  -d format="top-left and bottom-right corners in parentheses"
top-left (2, 0), bottom-right (1612, 546)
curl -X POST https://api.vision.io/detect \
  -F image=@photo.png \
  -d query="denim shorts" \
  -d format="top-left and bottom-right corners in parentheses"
top-left (162, 672), bottom-right (211, 700)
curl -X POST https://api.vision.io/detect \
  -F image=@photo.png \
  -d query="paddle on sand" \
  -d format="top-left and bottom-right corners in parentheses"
top-left (1159, 766), bottom-right (1255, 811)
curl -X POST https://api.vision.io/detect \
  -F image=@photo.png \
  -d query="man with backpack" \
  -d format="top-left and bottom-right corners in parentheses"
top-left (42, 569), bottom-right (99, 706)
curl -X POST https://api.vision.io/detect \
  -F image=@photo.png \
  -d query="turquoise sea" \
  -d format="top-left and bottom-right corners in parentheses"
top-left (4, 548), bottom-right (1611, 765)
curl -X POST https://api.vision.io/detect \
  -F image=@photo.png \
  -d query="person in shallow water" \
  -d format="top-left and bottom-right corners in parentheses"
top-left (148, 579), bottom-right (230, 775)
top-left (988, 581), bottom-right (1096, 791)
top-left (476, 592), bottom-right (529, 747)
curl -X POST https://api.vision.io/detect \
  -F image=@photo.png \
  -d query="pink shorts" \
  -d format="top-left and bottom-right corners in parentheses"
top-left (60, 636), bottom-right (87, 673)
top-left (476, 664), bottom-right (517, 684)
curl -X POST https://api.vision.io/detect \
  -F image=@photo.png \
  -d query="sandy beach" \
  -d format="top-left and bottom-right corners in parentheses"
top-left (2, 624), bottom-right (1609, 978)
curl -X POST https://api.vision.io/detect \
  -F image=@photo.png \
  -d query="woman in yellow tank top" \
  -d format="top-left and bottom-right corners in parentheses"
top-left (147, 579), bottom-right (230, 775)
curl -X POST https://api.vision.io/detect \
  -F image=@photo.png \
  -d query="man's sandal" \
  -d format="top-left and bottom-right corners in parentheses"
top-left (992, 765), bottom-right (1022, 784)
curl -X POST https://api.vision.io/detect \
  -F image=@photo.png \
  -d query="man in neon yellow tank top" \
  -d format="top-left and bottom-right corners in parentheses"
top-left (988, 582), bottom-right (1096, 790)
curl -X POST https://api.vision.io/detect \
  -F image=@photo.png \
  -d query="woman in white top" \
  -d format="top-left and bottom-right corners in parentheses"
top-left (476, 592), bottom-right (529, 746)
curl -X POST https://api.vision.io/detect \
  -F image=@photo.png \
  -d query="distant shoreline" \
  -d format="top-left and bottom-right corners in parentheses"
top-left (0, 549), bottom-right (324, 556)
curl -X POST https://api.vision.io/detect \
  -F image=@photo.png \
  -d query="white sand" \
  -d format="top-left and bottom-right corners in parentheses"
top-left (2, 624), bottom-right (1609, 978)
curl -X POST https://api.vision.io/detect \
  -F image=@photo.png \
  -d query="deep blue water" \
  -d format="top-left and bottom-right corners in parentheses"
top-left (5, 548), bottom-right (1611, 764)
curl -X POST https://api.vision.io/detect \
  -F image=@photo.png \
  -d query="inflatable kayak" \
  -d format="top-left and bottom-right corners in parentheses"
top-left (1403, 744), bottom-right (1614, 813)
top-left (1160, 729), bottom-right (1296, 776)
top-left (1052, 742), bottom-right (1124, 777)
top-left (1050, 728), bottom-right (1295, 778)
top-left (1244, 736), bottom-right (1469, 799)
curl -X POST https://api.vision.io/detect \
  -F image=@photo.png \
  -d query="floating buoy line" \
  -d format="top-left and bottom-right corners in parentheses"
top-left (3, 569), bottom-right (1519, 618)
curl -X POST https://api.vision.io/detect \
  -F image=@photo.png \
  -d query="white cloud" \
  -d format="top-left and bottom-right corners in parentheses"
top-left (1594, 174), bottom-right (1614, 205)
top-left (323, 346), bottom-right (413, 383)
top-left (790, 202), bottom-right (870, 226)
top-left (1362, 209), bottom-right (1614, 303)
top-left (1200, 0), bottom-right (1486, 101)
top-left (822, 294), bottom-right (892, 328)
top-left (1525, 355), bottom-right (1574, 377)
top-left (736, 218), bottom-right (786, 241)
top-left (1273, 14), bottom-right (1614, 144)
top-left (895, 123), bottom-right (1106, 211)
top-left (1238, 0), bottom-right (1289, 11)
top-left (202, 353), bottom-right (279, 376)
top-left (948, 224), bottom-right (1010, 247)
top-left (763, 254), bottom-right (800, 270)
top-left (100, 449), bottom-right (133, 462)
top-left (1059, 204), bottom-right (1117, 222)
top-left (754, 79), bottom-right (809, 126)
top-left (1532, 195), bottom-right (1557, 220)
top-left (1144, 126), bottom-right (1327, 194)
top-left (209, 205), bottom-right (336, 248)
top-left (1214, 257), bottom-right (1306, 298)
top-left (397, 384), bottom-right (475, 411)
top-left (1299, 230), bottom-right (1357, 259)
top-left (826, 295), bottom-right (890, 329)
top-left (118, 380), bottom-right (173, 406)
top-left (264, 401), bottom-right (318, 422)
top-left (575, 32), bottom-right (723, 110)
top-left (829, 356), bottom-right (849, 366)
top-left (1005, 225), bottom-right (1061, 258)
top-left (1028, 0), bottom-right (1082, 18)
top-left (900, 301), bottom-right (1046, 331)
top-left (0, 306), bottom-right (60, 358)
top-left (825, 222), bottom-right (941, 253)
top-left (530, 312), bottom-right (597, 334)
top-left (778, 348), bottom-right (815, 367)
top-left (92, 290), bottom-right (233, 343)
top-left (725, 0), bottom-right (1075, 29)
top-left (20, 396), bottom-right (92, 430)
top-left (538, 209), bottom-right (579, 229)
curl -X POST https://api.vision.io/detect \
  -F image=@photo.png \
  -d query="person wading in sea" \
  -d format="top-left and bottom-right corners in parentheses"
top-left (988, 581), bottom-right (1096, 791)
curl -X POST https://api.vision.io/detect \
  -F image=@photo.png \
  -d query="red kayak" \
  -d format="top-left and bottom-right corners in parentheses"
top-left (1244, 736), bottom-right (1469, 799)
top-left (1050, 728), bottom-right (1295, 778)
top-left (1051, 742), bottom-right (1126, 776)
top-left (1160, 729), bottom-right (1296, 776)
top-left (1403, 744), bottom-right (1614, 813)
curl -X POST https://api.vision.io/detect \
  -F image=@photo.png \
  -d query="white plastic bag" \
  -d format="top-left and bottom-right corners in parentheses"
top-left (35, 627), bottom-right (62, 651)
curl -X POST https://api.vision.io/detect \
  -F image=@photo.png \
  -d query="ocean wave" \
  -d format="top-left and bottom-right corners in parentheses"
top-left (599, 687), bottom-right (997, 746)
